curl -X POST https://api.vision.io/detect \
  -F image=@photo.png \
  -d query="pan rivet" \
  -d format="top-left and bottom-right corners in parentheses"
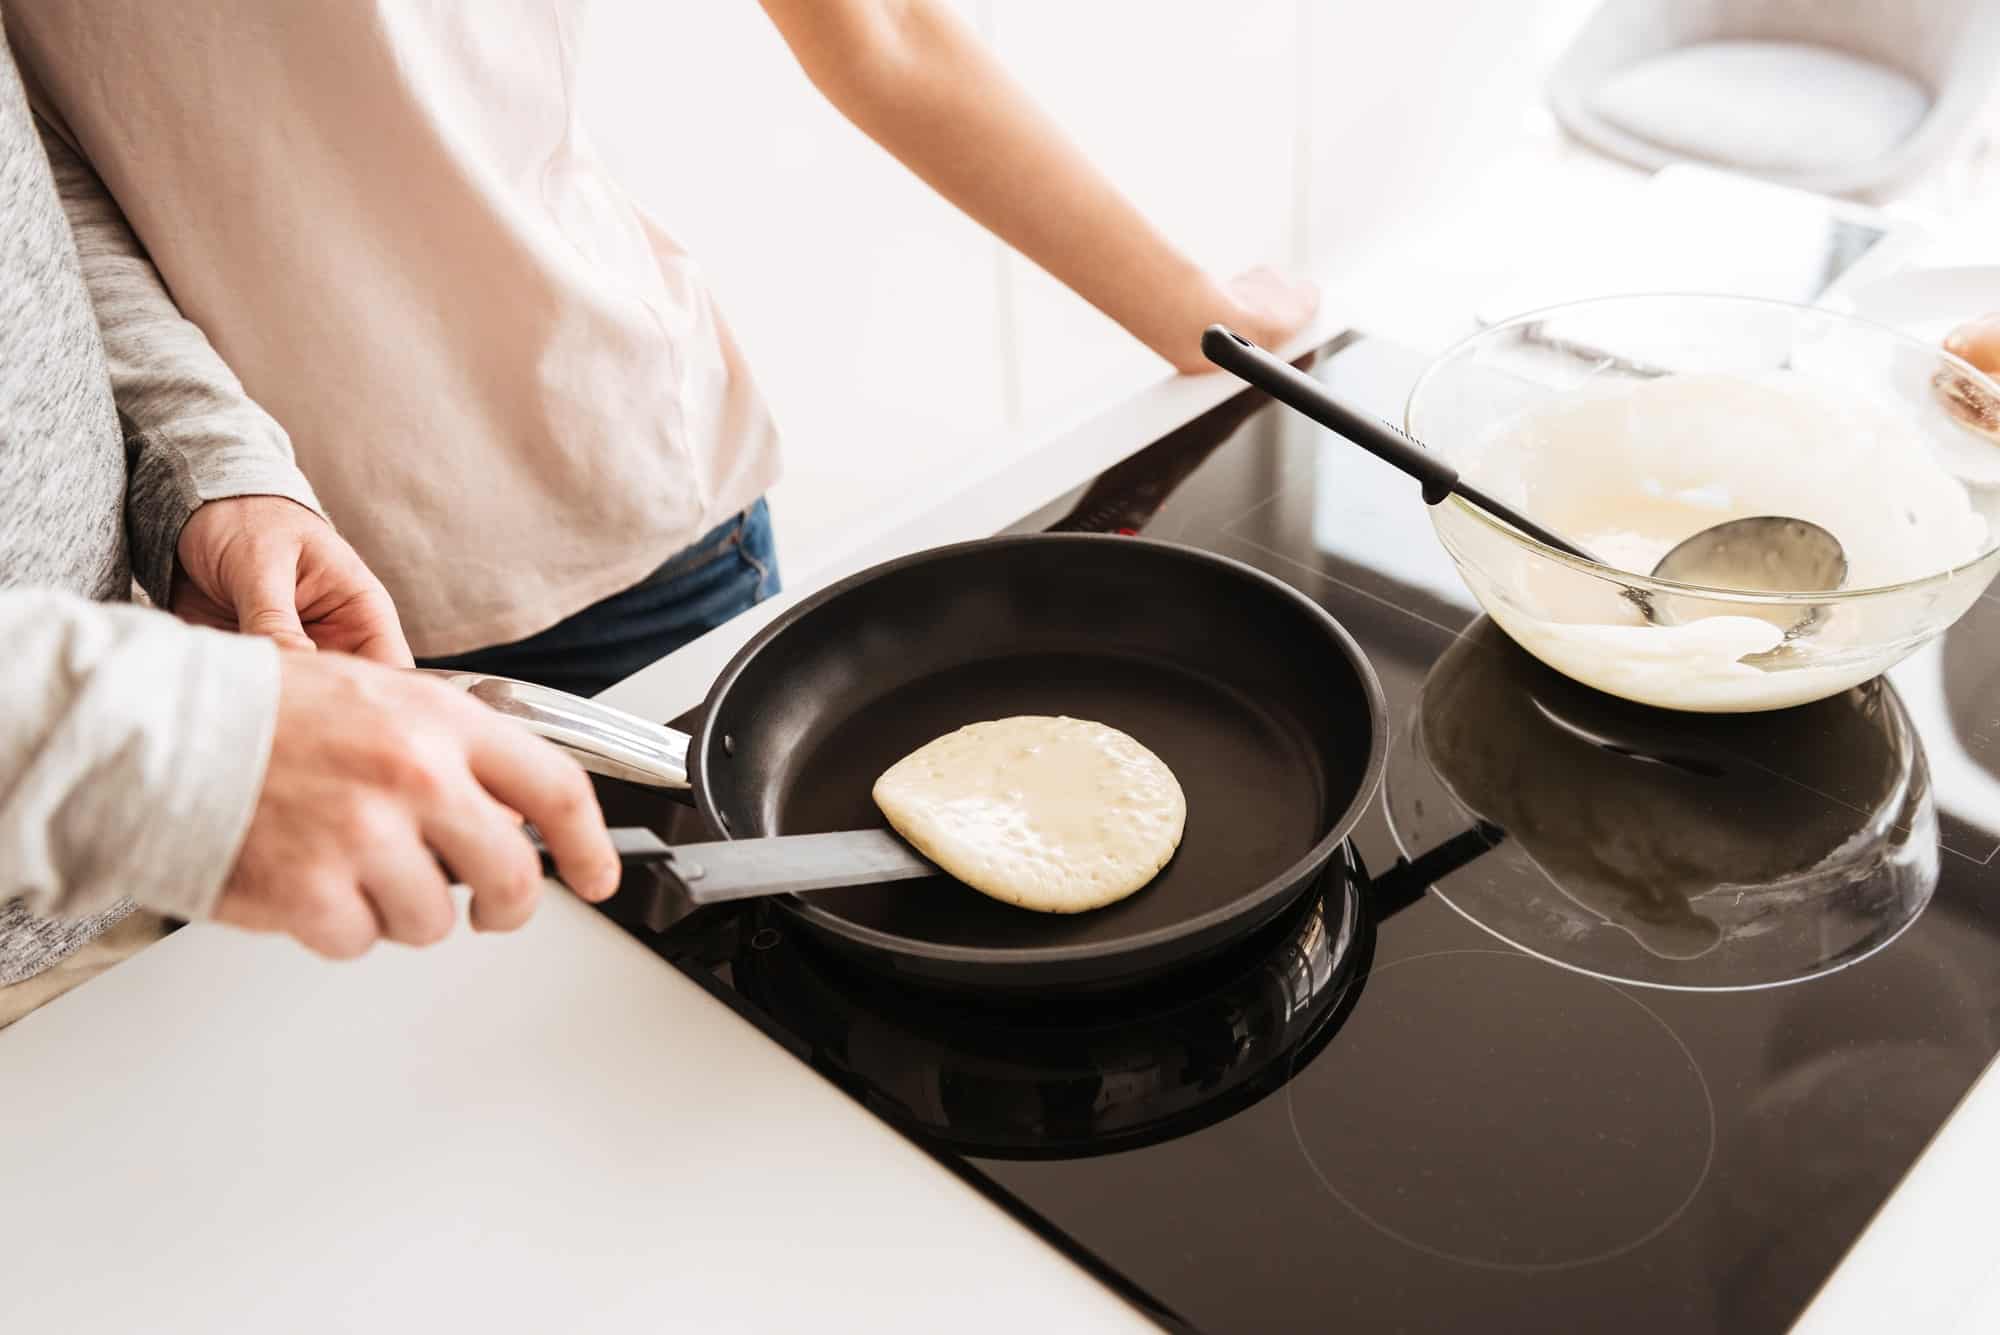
top-left (749, 928), bottom-right (781, 951)
top-left (722, 734), bottom-right (736, 757)
top-left (680, 862), bottom-right (707, 882)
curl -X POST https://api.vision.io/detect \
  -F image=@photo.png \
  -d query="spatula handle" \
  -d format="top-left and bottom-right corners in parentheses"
top-left (1200, 326), bottom-right (1604, 564)
top-left (1201, 325), bottom-right (1461, 504)
top-left (536, 826), bottom-right (937, 905)
top-left (654, 830), bottom-right (939, 904)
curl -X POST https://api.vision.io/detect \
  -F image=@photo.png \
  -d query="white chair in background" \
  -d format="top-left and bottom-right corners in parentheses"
top-left (1548, 0), bottom-right (2000, 199)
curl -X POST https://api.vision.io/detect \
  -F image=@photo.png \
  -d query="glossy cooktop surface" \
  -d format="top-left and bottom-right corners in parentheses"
top-left (598, 333), bottom-right (2000, 1334)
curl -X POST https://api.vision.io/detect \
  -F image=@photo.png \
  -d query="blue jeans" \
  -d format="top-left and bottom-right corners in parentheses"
top-left (418, 500), bottom-right (779, 698)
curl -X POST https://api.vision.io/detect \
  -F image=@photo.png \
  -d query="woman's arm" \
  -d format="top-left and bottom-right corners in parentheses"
top-left (758, 0), bottom-right (1316, 372)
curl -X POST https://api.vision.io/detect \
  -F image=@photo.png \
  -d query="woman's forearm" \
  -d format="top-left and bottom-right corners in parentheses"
top-left (760, 0), bottom-right (1260, 371)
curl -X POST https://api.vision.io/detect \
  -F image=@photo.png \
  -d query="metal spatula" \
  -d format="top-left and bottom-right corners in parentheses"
top-left (586, 826), bottom-right (938, 903)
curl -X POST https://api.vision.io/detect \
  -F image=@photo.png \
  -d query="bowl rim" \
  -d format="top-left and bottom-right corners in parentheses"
top-left (1403, 291), bottom-right (2000, 606)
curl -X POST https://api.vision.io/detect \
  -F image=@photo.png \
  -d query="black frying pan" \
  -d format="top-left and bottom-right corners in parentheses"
top-left (439, 534), bottom-right (1387, 993)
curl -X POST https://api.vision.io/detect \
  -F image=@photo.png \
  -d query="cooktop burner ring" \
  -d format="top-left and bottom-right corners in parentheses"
top-left (1285, 948), bottom-right (1717, 1273)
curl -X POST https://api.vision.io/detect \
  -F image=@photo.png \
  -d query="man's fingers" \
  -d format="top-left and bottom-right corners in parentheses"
top-left (423, 788), bottom-right (547, 933)
top-left (342, 600), bottom-right (417, 668)
top-left (305, 541), bottom-right (416, 666)
top-left (286, 877), bottom-right (381, 960)
top-left (361, 837), bottom-right (459, 946)
top-left (230, 546), bottom-right (316, 651)
top-left (463, 721), bottom-right (618, 903)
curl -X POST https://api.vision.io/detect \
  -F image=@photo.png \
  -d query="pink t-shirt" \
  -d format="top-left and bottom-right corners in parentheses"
top-left (9, 0), bottom-right (782, 656)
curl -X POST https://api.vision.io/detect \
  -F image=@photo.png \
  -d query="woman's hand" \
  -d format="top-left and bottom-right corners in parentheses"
top-left (1945, 314), bottom-right (2000, 375)
top-left (1179, 266), bottom-right (1321, 373)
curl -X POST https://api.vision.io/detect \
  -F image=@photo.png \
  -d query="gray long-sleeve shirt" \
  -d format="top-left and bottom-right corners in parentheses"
top-left (0, 15), bottom-right (322, 985)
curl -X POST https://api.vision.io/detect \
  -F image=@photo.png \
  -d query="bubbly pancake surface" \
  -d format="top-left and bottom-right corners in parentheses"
top-left (871, 716), bottom-right (1187, 913)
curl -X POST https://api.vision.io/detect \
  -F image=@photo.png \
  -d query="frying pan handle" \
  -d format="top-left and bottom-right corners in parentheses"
top-left (418, 668), bottom-right (692, 790)
top-left (1368, 822), bottom-right (1505, 918)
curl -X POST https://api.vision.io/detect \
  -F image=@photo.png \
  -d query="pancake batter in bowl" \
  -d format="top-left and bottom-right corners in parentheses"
top-left (1450, 371), bottom-right (1992, 712)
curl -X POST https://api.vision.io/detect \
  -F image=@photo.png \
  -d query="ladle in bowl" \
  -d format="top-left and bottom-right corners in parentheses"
top-left (1200, 326), bottom-right (1847, 636)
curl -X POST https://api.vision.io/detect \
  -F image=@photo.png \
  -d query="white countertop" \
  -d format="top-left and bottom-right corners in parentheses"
top-left (0, 888), bottom-right (1153, 1334)
top-left (6, 185), bottom-right (2000, 1326)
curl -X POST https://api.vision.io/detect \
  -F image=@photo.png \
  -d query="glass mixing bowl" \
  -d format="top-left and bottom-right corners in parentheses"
top-left (1405, 294), bottom-right (2000, 713)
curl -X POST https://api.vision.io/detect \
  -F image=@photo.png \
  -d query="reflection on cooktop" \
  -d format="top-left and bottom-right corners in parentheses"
top-left (1286, 949), bottom-right (1714, 1271)
top-left (1386, 620), bottom-right (1939, 990)
top-left (1939, 593), bottom-right (2000, 834)
top-left (734, 856), bottom-right (1367, 1159)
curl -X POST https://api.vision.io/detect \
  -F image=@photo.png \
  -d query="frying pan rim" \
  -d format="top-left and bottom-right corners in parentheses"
top-left (690, 532), bottom-right (1389, 966)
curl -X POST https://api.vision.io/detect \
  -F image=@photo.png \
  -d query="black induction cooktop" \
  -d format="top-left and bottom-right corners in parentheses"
top-left (592, 332), bottom-right (2000, 1334)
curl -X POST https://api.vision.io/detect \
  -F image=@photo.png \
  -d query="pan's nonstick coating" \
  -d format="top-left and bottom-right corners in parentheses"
top-left (694, 536), bottom-right (1383, 989)
top-left (780, 652), bottom-right (1319, 946)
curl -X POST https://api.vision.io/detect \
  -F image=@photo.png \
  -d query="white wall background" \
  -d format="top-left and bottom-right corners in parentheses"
top-left (576, 0), bottom-right (1603, 572)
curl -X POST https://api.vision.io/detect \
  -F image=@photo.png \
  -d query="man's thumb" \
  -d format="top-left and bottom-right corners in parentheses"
top-left (234, 561), bottom-right (315, 652)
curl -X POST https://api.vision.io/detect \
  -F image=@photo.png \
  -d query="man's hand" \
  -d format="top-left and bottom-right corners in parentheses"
top-left (174, 496), bottom-right (413, 666)
top-left (216, 651), bottom-right (621, 957)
